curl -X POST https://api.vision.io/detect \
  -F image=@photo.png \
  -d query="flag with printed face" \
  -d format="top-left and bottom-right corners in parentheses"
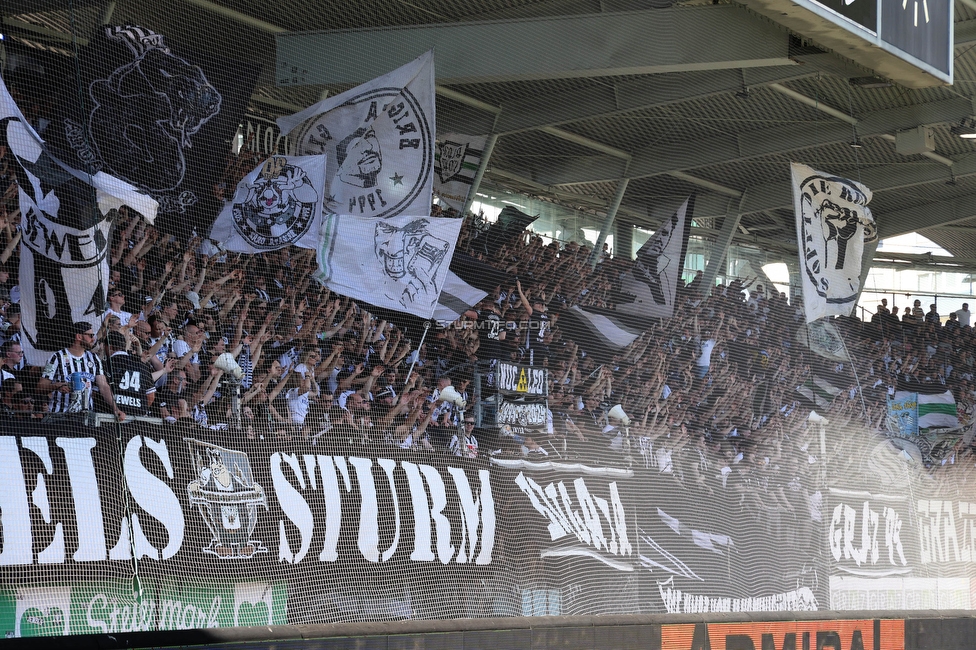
top-left (278, 51), bottom-right (434, 220)
top-left (433, 133), bottom-right (486, 212)
top-left (792, 163), bottom-right (875, 323)
top-left (315, 214), bottom-right (462, 319)
top-left (0, 74), bottom-right (157, 366)
top-left (209, 154), bottom-right (326, 252)
top-left (616, 197), bottom-right (693, 321)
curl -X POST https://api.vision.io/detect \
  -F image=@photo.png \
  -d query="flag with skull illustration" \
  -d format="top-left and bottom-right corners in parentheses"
top-left (0, 75), bottom-right (157, 366)
top-left (277, 51), bottom-right (435, 220)
top-left (315, 214), bottom-right (463, 319)
top-left (791, 163), bottom-right (875, 323)
top-left (209, 154), bottom-right (327, 252)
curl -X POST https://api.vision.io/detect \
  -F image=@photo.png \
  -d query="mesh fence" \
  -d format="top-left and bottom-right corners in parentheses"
top-left (0, 0), bottom-right (975, 640)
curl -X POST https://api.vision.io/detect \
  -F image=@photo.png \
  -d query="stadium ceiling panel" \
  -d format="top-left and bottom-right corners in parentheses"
top-left (275, 6), bottom-right (794, 85)
top-left (5, 0), bottom-right (976, 264)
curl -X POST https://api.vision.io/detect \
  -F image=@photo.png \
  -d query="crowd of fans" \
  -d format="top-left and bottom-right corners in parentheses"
top-left (0, 145), bottom-right (975, 510)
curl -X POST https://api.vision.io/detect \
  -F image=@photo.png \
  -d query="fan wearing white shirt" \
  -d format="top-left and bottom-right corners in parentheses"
top-left (171, 319), bottom-right (205, 383)
top-left (693, 314), bottom-right (723, 381)
top-left (955, 303), bottom-right (971, 328)
top-left (104, 288), bottom-right (133, 327)
top-left (284, 370), bottom-right (315, 437)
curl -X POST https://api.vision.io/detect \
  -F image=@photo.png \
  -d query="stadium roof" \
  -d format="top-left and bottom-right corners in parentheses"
top-left (6, 0), bottom-right (976, 271)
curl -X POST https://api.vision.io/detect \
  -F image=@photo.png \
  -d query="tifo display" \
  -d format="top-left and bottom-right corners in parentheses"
top-left (0, 22), bottom-right (973, 641)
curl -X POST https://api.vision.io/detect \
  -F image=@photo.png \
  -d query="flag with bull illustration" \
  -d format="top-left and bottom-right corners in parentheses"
top-left (46, 25), bottom-right (258, 235)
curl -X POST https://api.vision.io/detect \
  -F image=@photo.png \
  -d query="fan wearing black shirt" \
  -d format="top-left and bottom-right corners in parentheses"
top-left (476, 300), bottom-right (506, 363)
top-left (516, 279), bottom-right (550, 366)
top-left (106, 331), bottom-right (161, 417)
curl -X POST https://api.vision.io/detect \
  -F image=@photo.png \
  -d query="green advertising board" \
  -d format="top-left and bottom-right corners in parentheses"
top-left (0, 579), bottom-right (287, 637)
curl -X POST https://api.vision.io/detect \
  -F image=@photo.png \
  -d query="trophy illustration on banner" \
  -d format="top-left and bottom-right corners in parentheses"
top-left (185, 439), bottom-right (268, 559)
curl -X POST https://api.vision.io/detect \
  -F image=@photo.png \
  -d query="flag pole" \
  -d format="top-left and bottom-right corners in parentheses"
top-left (837, 322), bottom-right (869, 421)
top-left (589, 177), bottom-right (630, 269)
top-left (460, 133), bottom-right (498, 217)
top-left (404, 321), bottom-right (431, 384)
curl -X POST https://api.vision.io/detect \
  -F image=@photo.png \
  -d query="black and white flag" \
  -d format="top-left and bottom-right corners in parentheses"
top-left (791, 163), bottom-right (875, 323)
top-left (559, 199), bottom-right (692, 359)
top-left (616, 197), bottom-right (693, 321)
top-left (433, 133), bottom-right (486, 213)
top-left (209, 155), bottom-right (326, 253)
top-left (278, 52), bottom-right (435, 220)
top-left (432, 271), bottom-right (488, 324)
top-left (48, 25), bottom-right (259, 235)
top-left (559, 306), bottom-right (642, 357)
top-left (0, 75), bottom-right (157, 366)
top-left (315, 214), bottom-right (463, 319)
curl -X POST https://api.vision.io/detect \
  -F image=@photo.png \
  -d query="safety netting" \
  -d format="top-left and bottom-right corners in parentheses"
top-left (0, 0), bottom-right (975, 640)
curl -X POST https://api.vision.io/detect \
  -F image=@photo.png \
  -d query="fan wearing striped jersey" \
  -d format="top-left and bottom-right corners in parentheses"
top-left (36, 322), bottom-right (126, 420)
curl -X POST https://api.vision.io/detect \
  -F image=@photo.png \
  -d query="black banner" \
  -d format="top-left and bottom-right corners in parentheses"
top-left (240, 113), bottom-right (289, 157)
top-left (491, 457), bottom-right (821, 616)
top-left (0, 420), bottom-right (494, 635)
top-left (4, 420), bottom-right (976, 637)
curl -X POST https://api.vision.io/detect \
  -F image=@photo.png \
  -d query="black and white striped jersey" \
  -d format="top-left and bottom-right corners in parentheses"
top-left (41, 349), bottom-right (104, 413)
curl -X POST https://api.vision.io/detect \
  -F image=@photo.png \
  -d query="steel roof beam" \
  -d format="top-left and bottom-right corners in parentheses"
top-left (492, 66), bottom-right (815, 135)
top-left (955, 17), bottom-right (976, 47)
top-left (275, 6), bottom-right (795, 86)
top-left (538, 96), bottom-right (976, 186)
top-left (767, 83), bottom-right (857, 124)
top-left (880, 192), bottom-right (976, 237)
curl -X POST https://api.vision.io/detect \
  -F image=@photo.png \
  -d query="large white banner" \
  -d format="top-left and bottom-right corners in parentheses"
top-left (791, 163), bottom-right (875, 323)
top-left (209, 154), bottom-right (326, 252)
top-left (0, 75), bottom-right (156, 366)
top-left (433, 133), bottom-right (487, 212)
top-left (315, 214), bottom-right (463, 319)
top-left (278, 52), bottom-right (435, 220)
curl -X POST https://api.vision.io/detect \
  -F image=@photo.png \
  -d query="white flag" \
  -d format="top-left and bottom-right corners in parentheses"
top-left (615, 197), bottom-right (691, 321)
top-left (433, 133), bottom-right (487, 213)
top-left (278, 51), bottom-right (435, 220)
top-left (209, 154), bottom-right (326, 252)
top-left (0, 74), bottom-right (157, 366)
top-left (791, 163), bottom-right (875, 323)
top-left (315, 214), bottom-right (462, 319)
